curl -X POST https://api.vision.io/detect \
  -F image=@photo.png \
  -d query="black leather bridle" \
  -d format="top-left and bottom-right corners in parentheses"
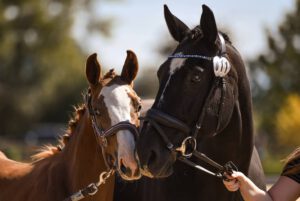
top-left (141, 33), bottom-right (237, 178)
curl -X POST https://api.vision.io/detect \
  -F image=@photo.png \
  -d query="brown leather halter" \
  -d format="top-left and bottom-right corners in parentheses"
top-left (85, 91), bottom-right (139, 170)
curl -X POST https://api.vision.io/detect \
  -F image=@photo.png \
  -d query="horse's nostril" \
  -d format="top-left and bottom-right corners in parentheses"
top-left (148, 150), bottom-right (157, 166)
top-left (120, 161), bottom-right (126, 173)
top-left (133, 168), bottom-right (140, 178)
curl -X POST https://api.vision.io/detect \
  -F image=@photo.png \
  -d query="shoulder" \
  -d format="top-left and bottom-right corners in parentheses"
top-left (282, 158), bottom-right (300, 184)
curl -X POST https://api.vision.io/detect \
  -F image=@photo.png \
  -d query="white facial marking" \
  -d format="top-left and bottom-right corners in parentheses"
top-left (100, 84), bottom-right (132, 125)
top-left (157, 56), bottom-right (187, 107)
top-left (169, 57), bottom-right (186, 75)
top-left (195, 66), bottom-right (204, 72)
top-left (100, 84), bottom-right (137, 170)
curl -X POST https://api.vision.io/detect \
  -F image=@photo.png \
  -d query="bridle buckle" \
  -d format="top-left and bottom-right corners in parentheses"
top-left (100, 136), bottom-right (108, 147)
top-left (176, 136), bottom-right (197, 158)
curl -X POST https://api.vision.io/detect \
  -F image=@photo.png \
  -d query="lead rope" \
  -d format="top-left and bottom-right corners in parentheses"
top-left (63, 170), bottom-right (114, 201)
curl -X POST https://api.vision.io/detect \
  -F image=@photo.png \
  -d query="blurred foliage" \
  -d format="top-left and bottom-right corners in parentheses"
top-left (158, 36), bottom-right (177, 57)
top-left (276, 94), bottom-right (300, 146)
top-left (134, 68), bottom-right (159, 99)
top-left (134, 35), bottom-right (176, 99)
top-left (261, 152), bottom-right (285, 175)
top-left (249, 0), bottom-right (300, 149)
top-left (0, 136), bottom-right (27, 160)
top-left (0, 0), bottom-right (112, 136)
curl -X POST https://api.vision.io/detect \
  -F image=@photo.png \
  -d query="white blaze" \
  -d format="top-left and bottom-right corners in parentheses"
top-left (100, 84), bottom-right (136, 168)
top-left (157, 56), bottom-right (187, 107)
top-left (169, 57), bottom-right (186, 74)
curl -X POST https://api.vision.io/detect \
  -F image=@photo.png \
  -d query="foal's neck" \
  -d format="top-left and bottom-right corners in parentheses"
top-left (62, 111), bottom-right (114, 200)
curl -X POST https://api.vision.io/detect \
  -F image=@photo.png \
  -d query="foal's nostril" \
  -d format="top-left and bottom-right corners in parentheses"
top-left (148, 150), bottom-right (157, 166)
top-left (120, 160), bottom-right (132, 176)
top-left (120, 162), bottom-right (126, 174)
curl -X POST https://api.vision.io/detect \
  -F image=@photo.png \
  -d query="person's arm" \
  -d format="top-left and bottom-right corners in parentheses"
top-left (223, 172), bottom-right (300, 201)
top-left (223, 171), bottom-right (272, 201)
top-left (268, 175), bottom-right (300, 201)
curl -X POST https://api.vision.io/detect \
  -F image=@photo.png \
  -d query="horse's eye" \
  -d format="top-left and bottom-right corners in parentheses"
top-left (191, 75), bottom-right (201, 82)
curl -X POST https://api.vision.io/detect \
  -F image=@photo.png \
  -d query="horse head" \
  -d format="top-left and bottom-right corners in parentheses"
top-left (137, 5), bottom-right (239, 178)
top-left (86, 50), bottom-right (141, 180)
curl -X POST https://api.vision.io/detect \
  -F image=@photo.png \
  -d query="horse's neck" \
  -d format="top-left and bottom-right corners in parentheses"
top-left (62, 112), bottom-right (114, 200)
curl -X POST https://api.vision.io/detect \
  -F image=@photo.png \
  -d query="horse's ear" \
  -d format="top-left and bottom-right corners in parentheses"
top-left (200, 4), bottom-right (218, 44)
top-left (86, 53), bottom-right (102, 86)
top-left (164, 4), bottom-right (190, 42)
top-left (121, 50), bottom-right (139, 84)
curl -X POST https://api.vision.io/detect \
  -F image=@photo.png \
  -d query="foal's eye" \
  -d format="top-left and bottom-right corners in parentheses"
top-left (94, 109), bottom-right (101, 116)
top-left (136, 104), bottom-right (142, 112)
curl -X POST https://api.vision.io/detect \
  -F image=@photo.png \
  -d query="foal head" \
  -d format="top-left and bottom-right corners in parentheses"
top-left (86, 50), bottom-right (141, 180)
top-left (137, 5), bottom-right (239, 178)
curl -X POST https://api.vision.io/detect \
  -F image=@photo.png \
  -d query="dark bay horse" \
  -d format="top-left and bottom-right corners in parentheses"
top-left (115, 5), bottom-right (265, 201)
top-left (0, 50), bottom-right (142, 201)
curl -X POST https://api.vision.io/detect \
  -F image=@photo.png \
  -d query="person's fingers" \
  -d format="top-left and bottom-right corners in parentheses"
top-left (224, 184), bottom-right (239, 192)
top-left (228, 184), bottom-right (240, 192)
top-left (223, 179), bottom-right (236, 185)
top-left (223, 179), bottom-right (240, 192)
top-left (231, 171), bottom-right (246, 182)
top-left (223, 172), bottom-right (234, 179)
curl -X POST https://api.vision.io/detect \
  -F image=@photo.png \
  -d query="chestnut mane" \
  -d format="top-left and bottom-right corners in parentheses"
top-left (31, 69), bottom-right (117, 161)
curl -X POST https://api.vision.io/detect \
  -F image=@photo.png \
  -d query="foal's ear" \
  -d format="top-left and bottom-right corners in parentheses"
top-left (164, 4), bottom-right (190, 42)
top-left (86, 53), bottom-right (102, 86)
top-left (121, 50), bottom-right (139, 84)
top-left (200, 5), bottom-right (218, 44)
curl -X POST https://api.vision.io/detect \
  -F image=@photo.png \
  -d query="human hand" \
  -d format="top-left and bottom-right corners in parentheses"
top-left (223, 171), bottom-right (246, 192)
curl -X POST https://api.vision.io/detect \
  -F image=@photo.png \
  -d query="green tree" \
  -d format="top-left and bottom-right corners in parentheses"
top-left (249, 0), bottom-right (300, 147)
top-left (276, 94), bottom-right (300, 146)
top-left (0, 0), bottom-right (111, 136)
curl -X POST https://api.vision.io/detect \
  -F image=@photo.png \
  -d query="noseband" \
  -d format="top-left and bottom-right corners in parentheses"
top-left (143, 75), bottom-right (224, 156)
top-left (142, 33), bottom-right (237, 178)
top-left (84, 92), bottom-right (139, 170)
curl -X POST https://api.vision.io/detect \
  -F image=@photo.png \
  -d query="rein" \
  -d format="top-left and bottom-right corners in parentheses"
top-left (63, 92), bottom-right (139, 201)
top-left (142, 33), bottom-right (237, 178)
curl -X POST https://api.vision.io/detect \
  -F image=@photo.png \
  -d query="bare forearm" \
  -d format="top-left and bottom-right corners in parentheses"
top-left (239, 176), bottom-right (272, 201)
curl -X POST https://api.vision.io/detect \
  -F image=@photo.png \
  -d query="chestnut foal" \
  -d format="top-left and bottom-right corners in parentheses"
top-left (0, 50), bottom-right (141, 201)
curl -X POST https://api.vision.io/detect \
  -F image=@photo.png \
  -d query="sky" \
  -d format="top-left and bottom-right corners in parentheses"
top-left (72, 0), bottom-right (295, 72)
